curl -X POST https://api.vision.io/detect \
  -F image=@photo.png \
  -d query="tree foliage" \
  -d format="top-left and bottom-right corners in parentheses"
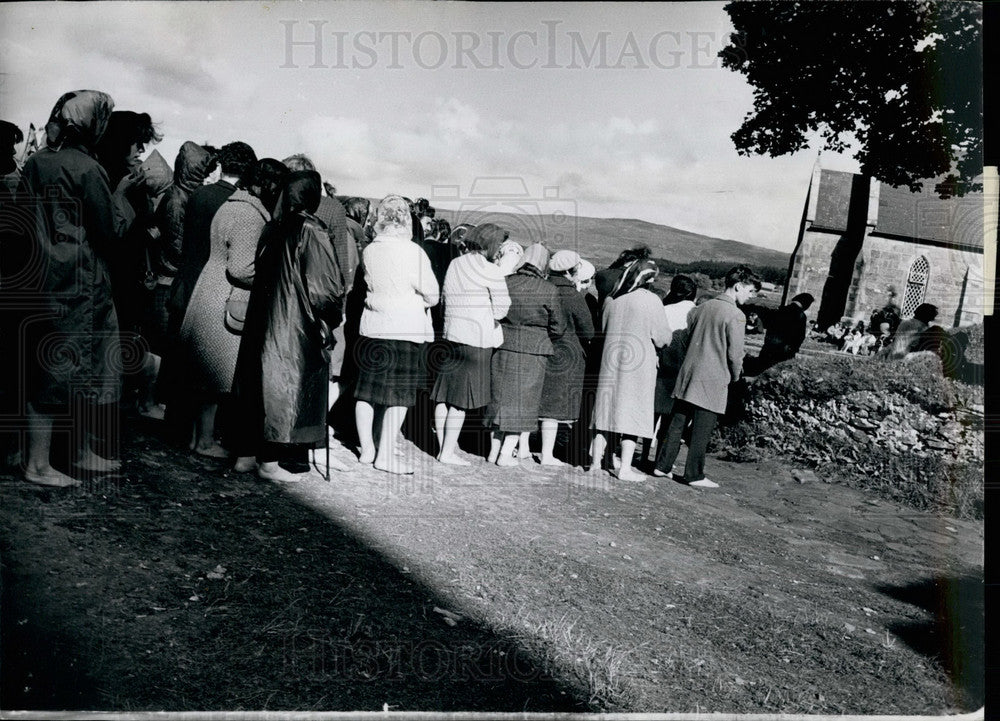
top-left (720, 1), bottom-right (982, 196)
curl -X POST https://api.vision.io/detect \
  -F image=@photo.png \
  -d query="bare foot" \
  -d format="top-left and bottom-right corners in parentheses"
top-left (25, 465), bottom-right (82, 488)
top-left (138, 403), bottom-right (166, 420)
top-left (258, 463), bottom-right (303, 483)
top-left (193, 443), bottom-right (229, 459)
top-left (74, 450), bottom-right (122, 472)
top-left (496, 454), bottom-right (519, 467)
top-left (233, 456), bottom-right (257, 473)
top-left (374, 456), bottom-right (414, 475)
top-left (614, 466), bottom-right (647, 483)
top-left (437, 453), bottom-right (471, 466)
top-left (539, 456), bottom-right (564, 467)
top-left (358, 446), bottom-right (376, 464)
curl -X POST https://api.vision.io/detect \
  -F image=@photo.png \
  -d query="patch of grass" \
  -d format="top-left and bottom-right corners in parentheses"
top-left (485, 605), bottom-right (643, 711)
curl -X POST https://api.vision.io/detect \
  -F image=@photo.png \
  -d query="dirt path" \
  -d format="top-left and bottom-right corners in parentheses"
top-left (0, 425), bottom-right (983, 714)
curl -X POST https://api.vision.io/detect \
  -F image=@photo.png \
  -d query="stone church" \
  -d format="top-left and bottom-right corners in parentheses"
top-left (784, 163), bottom-right (991, 330)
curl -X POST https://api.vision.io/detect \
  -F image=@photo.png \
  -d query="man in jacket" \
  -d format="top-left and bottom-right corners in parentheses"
top-left (743, 292), bottom-right (814, 376)
top-left (653, 265), bottom-right (760, 488)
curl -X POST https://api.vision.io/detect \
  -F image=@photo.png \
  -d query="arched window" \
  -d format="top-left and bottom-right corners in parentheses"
top-left (900, 256), bottom-right (929, 317)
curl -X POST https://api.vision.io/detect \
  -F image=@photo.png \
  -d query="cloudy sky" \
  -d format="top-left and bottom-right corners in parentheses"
top-left (0, 1), bottom-right (867, 253)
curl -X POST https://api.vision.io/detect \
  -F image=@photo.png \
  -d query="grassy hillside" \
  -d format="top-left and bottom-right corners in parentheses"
top-left (435, 209), bottom-right (790, 272)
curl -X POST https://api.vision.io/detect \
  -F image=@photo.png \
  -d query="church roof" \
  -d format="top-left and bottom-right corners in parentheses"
top-left (875, 180), bottom-right (983, 250)
top-left (812, 169), bottom-right (984, 250)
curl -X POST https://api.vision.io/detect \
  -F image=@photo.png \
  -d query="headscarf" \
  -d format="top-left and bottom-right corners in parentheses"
top-left (44, 90), bottom-right (114, 150)
top-left (575, 259), bottom-right (596, 283)
top-left (494, 239), bottom-right (523, 276)
top-left (518, 242), bottom-right (550, 273)
top-left (373, 194), bottom-right (411, 234)
top-left (609, 259), bottom-right (658, 300)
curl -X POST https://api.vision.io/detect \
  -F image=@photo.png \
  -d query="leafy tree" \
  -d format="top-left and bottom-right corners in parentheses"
top-left (720, 1), bottom-right (982, 196)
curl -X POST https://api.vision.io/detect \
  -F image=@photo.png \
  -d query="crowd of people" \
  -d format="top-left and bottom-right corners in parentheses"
top-left (1, 89), bottom-right (962, 492)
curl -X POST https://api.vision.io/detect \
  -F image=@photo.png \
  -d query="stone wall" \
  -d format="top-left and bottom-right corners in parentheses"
top-left (785, 229), bottom-right (841, 306)
top-left (787, 228), bottom-right (983, 328)
top-left (847, 236), bottom-right (982, 327)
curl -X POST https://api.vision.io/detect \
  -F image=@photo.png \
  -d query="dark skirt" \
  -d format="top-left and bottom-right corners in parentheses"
top-left (431, 342), bottom-right (493, 410)
top-left (353, 336), bottom-right (427, 407)
top-left (485, 348), bottom-right (547, 433)
top-left (538, 339), bottom-right (585, 421)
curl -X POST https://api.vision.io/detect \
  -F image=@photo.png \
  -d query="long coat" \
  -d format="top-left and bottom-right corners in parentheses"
top-left (166, 179), bottom-right (237, 328)
top-left (179, 189), bottom-right (268, 394)
top-left (232, 172), bottom-right (344, 447)
top-left (672, 293), bottom-right (745, 415)
top-left (591, 288), bottom-right (671, 438)
top-left (539, 276), bottom-right (595, 421)
top-left (487, 265), bottom-right (565, 432)
top-left (20, 145), bottom-right (135, 406)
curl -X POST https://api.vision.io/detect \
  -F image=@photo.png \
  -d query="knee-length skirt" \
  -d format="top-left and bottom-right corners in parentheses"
top-left (431, 342), bottom-right (493, 410)
top-left (353, 336), bottom-right (426, 407)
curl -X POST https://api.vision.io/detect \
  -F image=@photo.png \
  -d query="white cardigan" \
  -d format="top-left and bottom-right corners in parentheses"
top-left (359, 226), bottom-right (440, 343)
top-left (441, 252), bottom-right (511, 348)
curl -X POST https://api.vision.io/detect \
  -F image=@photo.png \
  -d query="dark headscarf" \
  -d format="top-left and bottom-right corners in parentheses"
top-left (609, 259), bottom-right (658, 300)
top-left (44, 90), bottom-right (114, 150)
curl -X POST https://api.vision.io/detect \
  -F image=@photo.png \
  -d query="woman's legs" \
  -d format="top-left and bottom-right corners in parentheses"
top-left (616, 435), bottom-right (645, 481)
top-left (539, 419), bottom-right (563, 466)
top-left (496, 433), bottom-right (520, 467)
top-left (517, 431), bottom-right (532, 460)
top-left (355, 400), bottom-right (376, 463)
top-left (192, 401), bottom-right (227, 457)
top-left (487, 431), bottom-right (502, 464)
top-left (374, 405), bottom-right (411, 474)
top-left (588, 431), bottom-right (607, 472)
top-left (436, 405), bottom-right (469, 465)
top-left (74, 403), bottom-right (122, 472)
top-left (433, 402), bottom-right (448, 452)
top-left (24, 403), bottom-right (80, 486)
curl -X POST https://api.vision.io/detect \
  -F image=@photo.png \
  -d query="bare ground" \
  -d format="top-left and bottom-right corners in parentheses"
top-left (0, 420), bottom-right (984, 714)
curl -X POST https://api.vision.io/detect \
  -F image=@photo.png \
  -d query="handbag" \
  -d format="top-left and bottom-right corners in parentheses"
top-left (224, 295), bottom-right (248, 335)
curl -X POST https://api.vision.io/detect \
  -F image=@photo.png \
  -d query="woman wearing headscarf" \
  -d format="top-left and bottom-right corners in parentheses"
top-left (354, 195), bottom-right (439, 474)
top-left (589, 258), bottom-right (671, 481)
top-left (486, 242), bottom-right (565, 466)
top-left (179, 158), bottom-right (289, 458)
top-left (230, 170), bottom-right (344, 481)
top-left (537, 250), bottom-right (595, 466)
top-left (431, 224), bottom-right (510, 465)
top-left (19, 90), bottom-right (142, 485)
top-left (494, 238), bottom-right (524, 276)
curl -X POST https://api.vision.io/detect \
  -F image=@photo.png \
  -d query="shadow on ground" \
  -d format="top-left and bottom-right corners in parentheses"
top-left (875, 575), bottom-right (984, 710)
top-left (0, 425), bottom-right (589, 713)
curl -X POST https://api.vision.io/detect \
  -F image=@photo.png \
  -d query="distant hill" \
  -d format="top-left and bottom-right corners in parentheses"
top-left (434, 209), bottom-right (790, 272)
